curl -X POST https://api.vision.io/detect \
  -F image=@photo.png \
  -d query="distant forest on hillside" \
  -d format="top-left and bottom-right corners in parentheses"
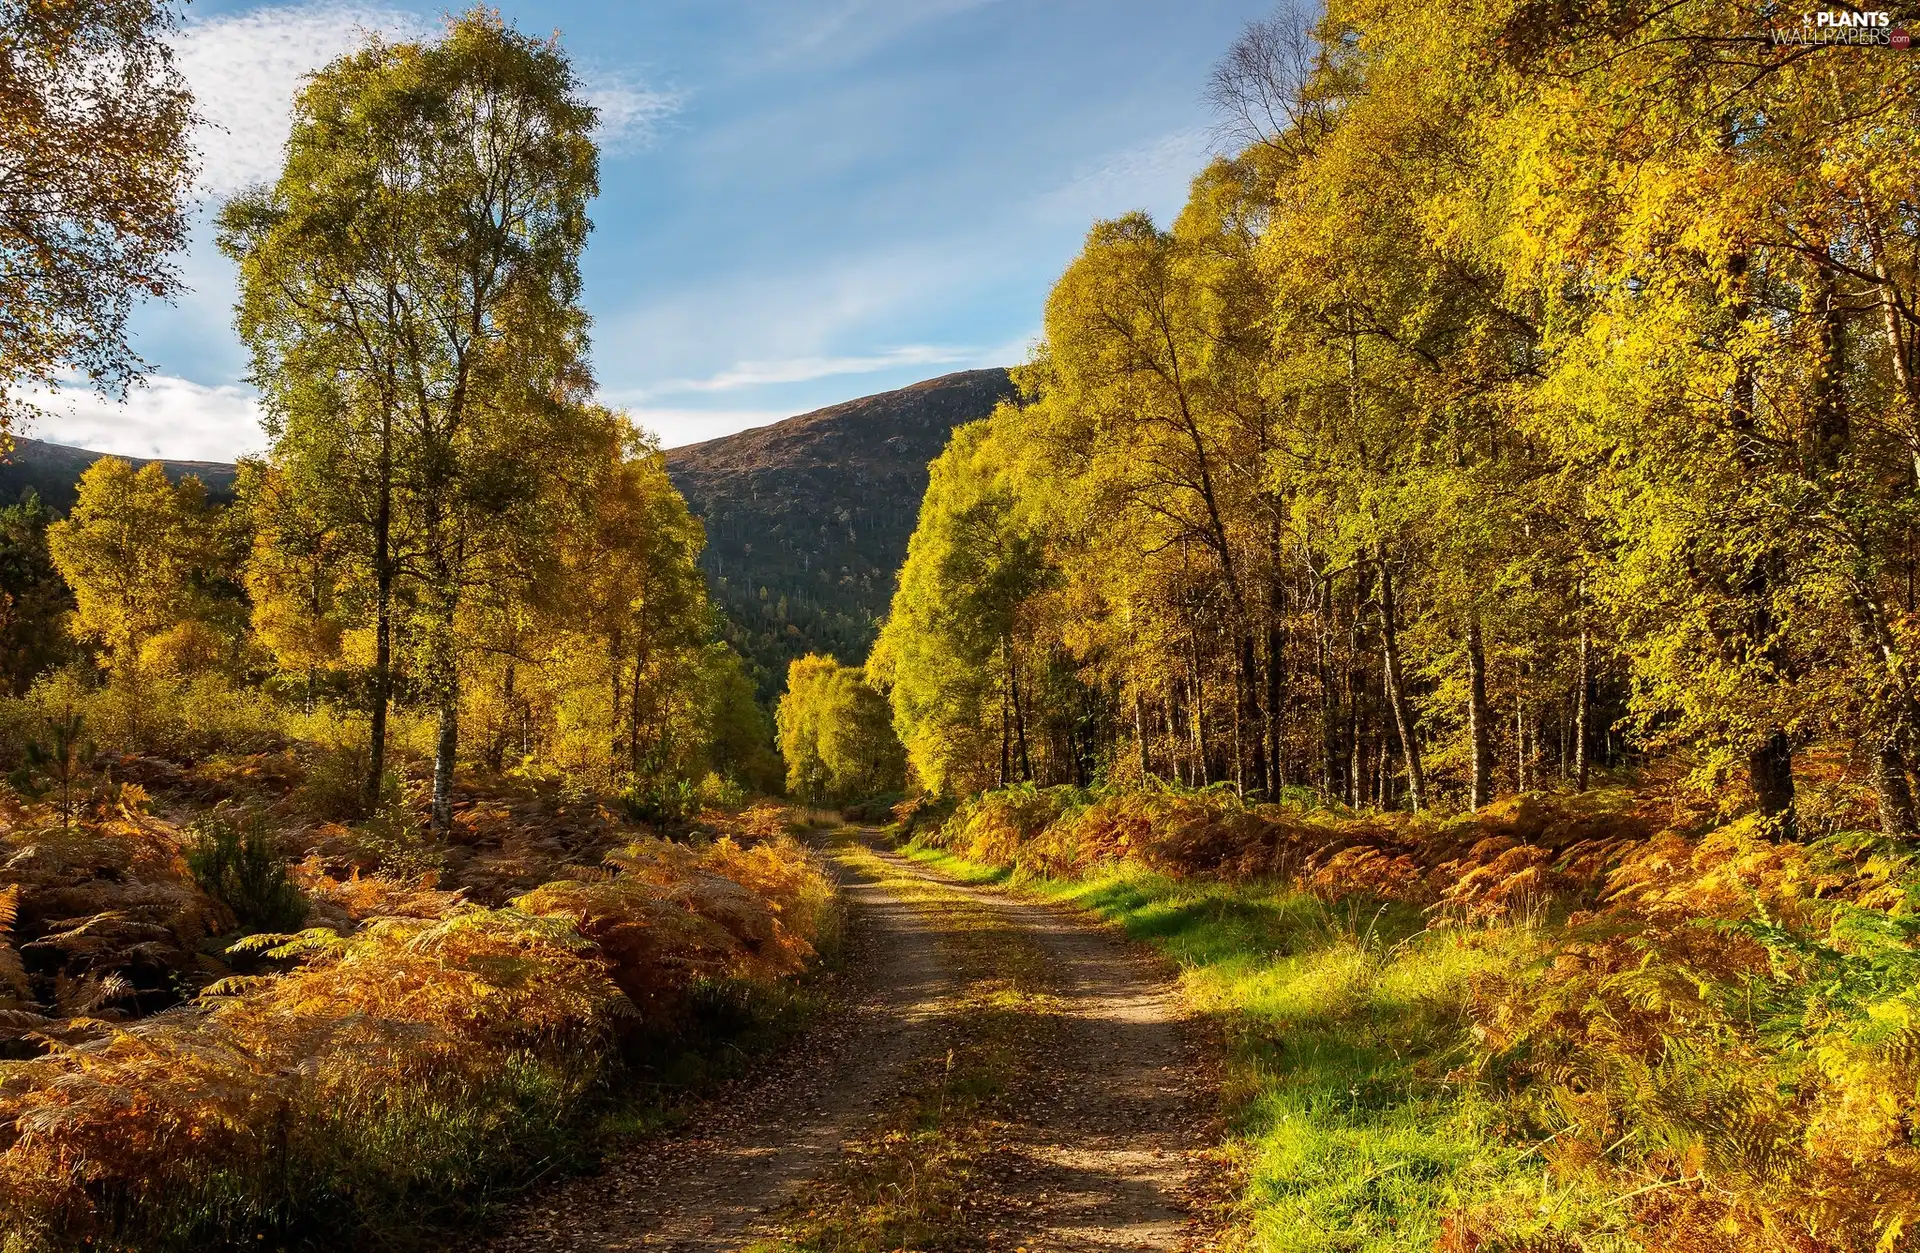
top-left (0, 370), bottom-right (1014, 709)
top-left (666, 368), bottom-right (1014, 699)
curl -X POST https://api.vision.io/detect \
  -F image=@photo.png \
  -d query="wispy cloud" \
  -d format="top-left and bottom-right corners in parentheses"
top-left (741, 0), bottom-right (1006, 73)
top-left (35, 377), bottom-right (266, 462)
top-left (585, 77), bottom-right (684, 154)
top-left (1034, 127), bottom-right (1210, 225)
top-left (648, 345), bottom-right (972, 395)
top-left (171, 4), bottom-right (427, 198)
top-left (172, 2), bottom-right (680, 199)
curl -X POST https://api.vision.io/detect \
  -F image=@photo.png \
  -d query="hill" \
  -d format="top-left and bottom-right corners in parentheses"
top-left (0, 435), bottom-right (240, 511)
top-left (666, 367), bottom-right (1016, 698)
top-left (1, 369), bottom-right (1016, 702)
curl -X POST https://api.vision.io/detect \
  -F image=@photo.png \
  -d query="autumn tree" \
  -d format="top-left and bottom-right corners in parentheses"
top-left (222, 10), bottom-right (602, 831)
top-left (47, 458), bottom-right (242, 689)
top-left (0, 0), bottom-right (194, 434)
top-left (872, 419), bottom-right (1057, 795)
top-left (239, 461), bottom-right (353, 710)
top-left (777, 654), bottom-right (906, 804)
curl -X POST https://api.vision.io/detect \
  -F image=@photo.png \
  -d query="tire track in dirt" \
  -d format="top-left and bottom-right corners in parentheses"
top-left (871, 846), bottom-right (1216, 1253)
top-left (485, 834), bottom-right (1216, 1252)
top-left (485, 846), bottom-right (959, 1251)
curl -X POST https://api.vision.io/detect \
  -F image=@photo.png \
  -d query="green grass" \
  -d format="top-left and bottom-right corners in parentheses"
top-left (898, 844), bottom-right (1559, 1252)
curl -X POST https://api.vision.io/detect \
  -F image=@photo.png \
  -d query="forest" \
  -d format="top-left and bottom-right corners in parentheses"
top-left (875, 5), bottom-right (1920, 829)
top-left (825, 2), bottom-right (1920, 1250)
top-left (8, 0), bottom-right (1920, 1250)
top-left (0, 7), bottom-right (818, 1249)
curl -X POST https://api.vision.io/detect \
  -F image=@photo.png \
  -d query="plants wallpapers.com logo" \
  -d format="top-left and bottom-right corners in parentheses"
top-left (1772, 10), bottom-right (1913, 45)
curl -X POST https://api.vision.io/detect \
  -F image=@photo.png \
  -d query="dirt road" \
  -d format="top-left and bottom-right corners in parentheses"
top-left (485, 834), bottom-right (1216, 1252)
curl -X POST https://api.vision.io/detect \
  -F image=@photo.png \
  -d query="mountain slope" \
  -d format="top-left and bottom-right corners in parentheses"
top-left (666, 368), bottom-right (1016, 698)
top-left (0, 436), bottom-right (240, 511)
top-left (3, 368), bottom-right (1015, 702)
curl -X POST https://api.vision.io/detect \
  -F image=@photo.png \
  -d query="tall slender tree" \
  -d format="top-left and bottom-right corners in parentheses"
top-left (221, 10), bottom-right (602, 831)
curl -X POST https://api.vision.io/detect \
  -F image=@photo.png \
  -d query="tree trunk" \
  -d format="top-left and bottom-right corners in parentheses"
top-left (1574, 627), bottom-right (1592, 792)
top-left (1267, 617), bottom-right (1285, 794)
top-left (363, 476), bottom-right (393, 814)
top-left (998, 640), bottom-right (1011, 788)
top-left (1466, 615), bottom-right (1493, 810)
top-left (1749, 729), bottom-right (1797, 838)
top-left (364, 548), bottom-right (391, 809)
top-left (1009, 644), bottom-right (1033, 783)
top-left (1516, 677), bottom-right (1528, 793)
top-left (1240, 634), bottom-right (1265, 796)
top-left (1872, 733), bottom-right (1918, 838)
top-left (1376, 551), bottom-right (1427, 811)
top-left (430, 634), bottom-right (458, 836)
top-left (1188, 631), bottom-right (1211, 784)
top-left (1318, 583), bottom-right (1342, 802)
top-left (1134, 689), bottom-right (1151, 779)
top-left (488, 653), bottom-right (516, 773)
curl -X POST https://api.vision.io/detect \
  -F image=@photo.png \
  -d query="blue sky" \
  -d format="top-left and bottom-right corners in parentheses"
top-left (41, 0), bottom-right (1275, 460)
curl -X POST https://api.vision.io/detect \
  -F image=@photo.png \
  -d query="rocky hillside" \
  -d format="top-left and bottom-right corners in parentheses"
top-left (666, 368), bottom-right (1016, 698)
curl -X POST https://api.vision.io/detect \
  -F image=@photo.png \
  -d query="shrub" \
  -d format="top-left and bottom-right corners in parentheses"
top-left (291, 741), bottom-right (376, 820)
top-left (618, 776), bottom-right (703, 827)
top-left (20, 668), bottom-right (285, 761)
top-left (182, 808), bottom-right (307, 933)
top-left (346, 800), bottom-right (444, 879)
top-left (0, 825), bottom-right (833, 1250)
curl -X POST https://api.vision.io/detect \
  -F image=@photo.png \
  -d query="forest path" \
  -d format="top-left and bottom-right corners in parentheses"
top-left (483, 830), bottom-right (1215, 1252)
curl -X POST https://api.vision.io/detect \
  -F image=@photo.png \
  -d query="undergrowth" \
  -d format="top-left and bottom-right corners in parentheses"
top-left (0, 779), bottom-right (837, 1253)
top-left (903, 783), bottom-right (1920, 1253)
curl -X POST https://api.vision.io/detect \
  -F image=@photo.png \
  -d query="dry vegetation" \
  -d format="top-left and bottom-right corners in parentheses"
top-left (0, 712), bottom-right (832, 1253)
top-left (909, 781), bottom-right (1920, 1253)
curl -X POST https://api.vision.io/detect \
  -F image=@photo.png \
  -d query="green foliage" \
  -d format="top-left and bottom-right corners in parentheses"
top-left (0, 493), bottom-right (72, 695)
top-left (6, 704), bottom-right (92, 826)
top-left (776, 654), bottom-right (906, 804)
top-left (873, 0), bottom-right (1920, 845)
top-left (619, 776), bottom-right (704, 827)
top-left (348, 799), bottom-right (444, 880)
top-left (11, 666), bottom-right (285, 761)
top-left (183, 806), bottom-right (307, 933)
top-left (220, 8), bottom-right (606, 831)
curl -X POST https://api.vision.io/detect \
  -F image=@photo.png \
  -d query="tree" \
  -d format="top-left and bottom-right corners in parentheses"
top-left (0, 492), bottom-right (73, 694)
top-left (777, 655), bottom-right (905, 804)
top-left (702, 643), bottom-right (783, 794)
top-left (240, 461), bottom-right (352, 710)
top-left (872, 419), bottom-right (1053, 796)
top-left (0, 0), bottom-right (194, 433)
top-left (221, 10), bottom-right (602, 832)
top-left (47, 458), bottom-right (240, 686)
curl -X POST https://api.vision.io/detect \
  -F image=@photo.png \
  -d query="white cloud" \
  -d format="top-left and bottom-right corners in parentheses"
top-left (172, 3), bottom-right (679, 199)
top-left (626, 408), bottom-right (791, 450)
top-left (586, 78), bottom-right (683, 154)
top-left (32, 377), bottom-right (265, 462)
top-left (171, 4), bottom-right (427, 198)
top-left (649, 345), bottom-right (971, 395)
